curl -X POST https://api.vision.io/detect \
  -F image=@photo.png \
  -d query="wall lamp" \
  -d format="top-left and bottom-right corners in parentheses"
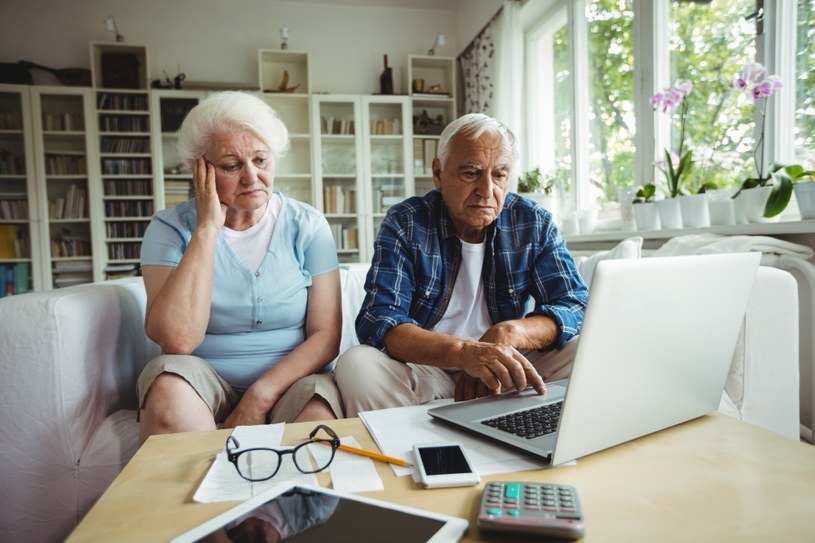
top-left (428, 33), bottom-right (445, 56)
top-left (104, 15), bottom-right (124, 43)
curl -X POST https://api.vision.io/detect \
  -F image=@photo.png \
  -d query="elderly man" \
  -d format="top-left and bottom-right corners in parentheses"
top-left (335, 113), bottom-right (588, 416)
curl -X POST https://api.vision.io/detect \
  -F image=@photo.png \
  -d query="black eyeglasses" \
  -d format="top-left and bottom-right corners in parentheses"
top-left (226, 424), bottom-right (340, 482)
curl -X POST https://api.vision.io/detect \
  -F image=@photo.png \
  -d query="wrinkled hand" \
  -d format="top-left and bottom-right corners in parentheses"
top-left (223, 393), bottom-right (272, 429)
top-left (455, 341), bottom-right (546, 401)
top-left (193, 157), bottom-right (227, 229)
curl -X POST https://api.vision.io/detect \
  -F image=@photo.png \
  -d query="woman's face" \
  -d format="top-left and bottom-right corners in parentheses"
top-left (203, 130), bottom-right (275, 214)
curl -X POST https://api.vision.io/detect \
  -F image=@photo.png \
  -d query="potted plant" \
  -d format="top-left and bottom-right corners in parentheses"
top-left (517, 167), bottom-right (559, 219)
top-left (632, 183), bottom-right (661, 230)
top-left (728, 63), bottom-right (814, 220)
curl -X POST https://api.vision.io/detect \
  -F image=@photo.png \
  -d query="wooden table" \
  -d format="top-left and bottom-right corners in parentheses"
top-left (67, 413), bottom-right (815, 542)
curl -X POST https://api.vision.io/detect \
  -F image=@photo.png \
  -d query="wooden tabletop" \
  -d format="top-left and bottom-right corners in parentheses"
top-left (67, 413), bottom-right (815, 542)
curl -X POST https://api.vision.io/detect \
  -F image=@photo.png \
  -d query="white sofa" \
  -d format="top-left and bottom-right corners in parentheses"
top-left (0, 244), bottom-right (801, 543)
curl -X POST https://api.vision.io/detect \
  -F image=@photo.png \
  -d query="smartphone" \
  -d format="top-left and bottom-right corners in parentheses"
top-left (413, 442), bottom-right (480, 489)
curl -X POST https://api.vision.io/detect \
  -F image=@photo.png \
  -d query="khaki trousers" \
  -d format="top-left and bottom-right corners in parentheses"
top-left (334, 337), bottom-right (579, 417)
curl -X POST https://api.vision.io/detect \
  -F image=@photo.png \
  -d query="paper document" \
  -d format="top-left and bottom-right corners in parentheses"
top-left (193, 424), bottom-right (382, 503)
top-left (359, 401), bottom-right (551, 477)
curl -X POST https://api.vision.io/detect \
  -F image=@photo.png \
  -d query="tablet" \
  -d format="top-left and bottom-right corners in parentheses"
top-left (171, 482), bottom-right (469, 543)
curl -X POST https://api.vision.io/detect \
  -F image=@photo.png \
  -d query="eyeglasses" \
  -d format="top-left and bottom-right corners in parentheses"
top-left (226, 424), bottom-right (340, 482)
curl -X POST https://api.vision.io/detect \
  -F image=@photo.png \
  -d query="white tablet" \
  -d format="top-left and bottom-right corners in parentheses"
top-left (171, 481), bottom-right (469, 543)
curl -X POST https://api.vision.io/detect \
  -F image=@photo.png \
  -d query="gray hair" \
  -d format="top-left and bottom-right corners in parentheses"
top-left (176, 91), bottom-right (289, 164)
top-left (436, 113), bottom-right (519, 173)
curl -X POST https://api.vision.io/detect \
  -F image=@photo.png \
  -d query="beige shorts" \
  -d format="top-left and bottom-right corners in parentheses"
top-left (137, 354), bottom-right (344, 423)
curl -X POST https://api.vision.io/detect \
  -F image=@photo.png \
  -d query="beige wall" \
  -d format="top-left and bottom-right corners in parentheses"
top-left (1, 0), bottom-right (503, 94)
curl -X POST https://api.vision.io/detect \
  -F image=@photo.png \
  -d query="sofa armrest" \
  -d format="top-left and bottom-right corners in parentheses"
top-left (722, 266), bottom-right (799, 440)
top-left (0, 278), bottom-right (159, 542)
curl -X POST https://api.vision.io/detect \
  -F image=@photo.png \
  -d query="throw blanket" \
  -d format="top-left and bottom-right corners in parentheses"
top-left (653, 233), bottom-right (814, 260)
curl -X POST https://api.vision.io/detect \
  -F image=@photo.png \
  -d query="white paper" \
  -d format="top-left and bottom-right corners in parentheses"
top-left (193, 423), bottom-right (316, 503)
top-left (358, 401), bottom-right (551, 477)
top-left (313, 436), bottom-right (384, 493)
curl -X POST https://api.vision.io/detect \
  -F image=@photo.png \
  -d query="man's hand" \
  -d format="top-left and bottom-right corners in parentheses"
top-left (455, 341), bottom-right (546, 400)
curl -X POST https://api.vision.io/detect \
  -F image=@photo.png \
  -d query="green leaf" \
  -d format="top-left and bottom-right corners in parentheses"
top-left (764, 171), bottom-right (793, 218)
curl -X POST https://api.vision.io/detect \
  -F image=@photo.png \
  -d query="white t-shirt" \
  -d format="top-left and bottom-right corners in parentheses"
top-left (430, 239), bottom-right (492, 340)
top-left (221, 193), bottom-right (282, 273)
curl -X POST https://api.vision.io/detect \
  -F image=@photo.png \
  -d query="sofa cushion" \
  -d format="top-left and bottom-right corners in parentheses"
top-left (573, 236), bottom-right (643, 288)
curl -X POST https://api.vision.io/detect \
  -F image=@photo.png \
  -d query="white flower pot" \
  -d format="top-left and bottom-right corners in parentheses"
top-left (521, 192), bottom-right (559, 223)
top-left (678, 193), bottom-right (710, 228)
top-left (737, 186), bottom-right (780, 223)
top-left (707, 190), bottom-right (737, 225)
top-left (633, 202), bottom-right (661, 231)
top-left (656, 198), bottom-right (683, 229)
top-left (793, 181), bottom-right (815, 220)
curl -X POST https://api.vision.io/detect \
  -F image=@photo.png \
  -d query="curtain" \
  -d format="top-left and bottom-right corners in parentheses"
top-left (458, 1), bottom-right (523, 136)
top-left (459, 18), bottom-right (496, 114)
top-left (493, 0), bottom-right (523, 139)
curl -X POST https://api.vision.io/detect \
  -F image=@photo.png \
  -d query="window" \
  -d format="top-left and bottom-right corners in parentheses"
top-left (524, 1), bottom-right (805, 231)
top-left (585, 0), bottom-right (635, 219)
top-left (796, 0), bottom-right (815, 169)
top-left (669, 0), bottom-right (756, 192)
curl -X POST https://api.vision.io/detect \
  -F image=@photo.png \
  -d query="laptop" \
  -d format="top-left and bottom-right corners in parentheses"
top-left (428, 252), bottom-right (761, 466)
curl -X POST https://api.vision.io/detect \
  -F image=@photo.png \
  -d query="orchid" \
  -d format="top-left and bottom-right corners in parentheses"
top-left (651, 80), bottom-right (694, 198)
top-left (730, 62), bottom-right (800, 218)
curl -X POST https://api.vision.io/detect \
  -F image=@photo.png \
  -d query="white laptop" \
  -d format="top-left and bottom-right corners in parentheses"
top-left (428, 252), bottom-right (761, 466)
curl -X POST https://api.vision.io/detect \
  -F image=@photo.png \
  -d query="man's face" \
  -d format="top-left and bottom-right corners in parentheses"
top-left (432, 131), bottom-right (512, 243)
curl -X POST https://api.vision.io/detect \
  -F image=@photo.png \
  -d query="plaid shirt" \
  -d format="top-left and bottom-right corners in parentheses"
top-left (356, 190), bottom-right (588, 351)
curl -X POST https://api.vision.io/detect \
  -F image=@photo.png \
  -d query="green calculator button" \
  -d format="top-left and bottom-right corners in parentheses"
top-left (504, 483), bottom-right (521, 500)
top-left (507, 509), bottom-right (520, 517)
top-left (486, 508), bottom-right (503, 516)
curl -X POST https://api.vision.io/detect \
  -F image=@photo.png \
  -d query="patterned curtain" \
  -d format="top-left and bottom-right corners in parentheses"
top-left (458, 22), bottom-right (496, 115)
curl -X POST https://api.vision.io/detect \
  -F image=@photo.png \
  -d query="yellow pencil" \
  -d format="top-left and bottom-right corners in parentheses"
top-left (313, 439), bottom-right (413, 467)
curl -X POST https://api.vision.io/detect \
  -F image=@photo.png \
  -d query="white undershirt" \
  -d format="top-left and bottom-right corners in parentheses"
top-left (221, 194), bottom-right (282, 273)
top-left (430, 239), bottom-right (492, 340)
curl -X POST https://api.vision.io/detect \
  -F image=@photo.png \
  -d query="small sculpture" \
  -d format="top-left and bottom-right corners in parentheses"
top-left (272, 70), bottom-right (299, 93)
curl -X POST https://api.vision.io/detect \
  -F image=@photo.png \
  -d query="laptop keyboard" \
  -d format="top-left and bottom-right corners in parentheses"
top-left (481, 401), bottom-right (563, 439)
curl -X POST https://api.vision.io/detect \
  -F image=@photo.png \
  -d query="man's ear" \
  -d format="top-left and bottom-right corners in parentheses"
top-left (432, 158), bottom-right (442, 190)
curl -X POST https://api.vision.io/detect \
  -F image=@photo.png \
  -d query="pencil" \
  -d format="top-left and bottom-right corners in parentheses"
top-left (313, 439), bottom-right (413, 467)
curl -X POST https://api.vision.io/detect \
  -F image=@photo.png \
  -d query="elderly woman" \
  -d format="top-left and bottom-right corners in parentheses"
top-left (137, 91), bottom-right (342, 444)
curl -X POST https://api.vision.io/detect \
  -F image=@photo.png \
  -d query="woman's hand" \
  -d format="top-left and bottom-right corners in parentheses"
top-left (193, 156), bottom-right (227, 230)
top-left (223, 391), bottom-right (274, 428)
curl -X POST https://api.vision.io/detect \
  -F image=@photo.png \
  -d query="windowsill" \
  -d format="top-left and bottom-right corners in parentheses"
top-left (563, 218), bottom-right (815, 245)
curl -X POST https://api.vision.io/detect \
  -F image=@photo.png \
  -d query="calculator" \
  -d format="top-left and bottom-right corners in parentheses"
top-left (477, 481), bottom-right (586, 540)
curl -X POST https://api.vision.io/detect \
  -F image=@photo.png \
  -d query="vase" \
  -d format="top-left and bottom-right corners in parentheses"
top-left (633, 202), bottom-right (661, 231)
top-left (707, 190), bottom-right (736, 225)
top-left (793, 181), bottom-right (815, 220)
top-left (678, 193), bottom-right (710, 228)
top-left (737, 186), bottom-right (780, 223)
top-left (656, 198), bottom-right (683, 230)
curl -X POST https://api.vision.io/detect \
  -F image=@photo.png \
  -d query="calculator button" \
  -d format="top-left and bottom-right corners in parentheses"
top-left (507, 509), bottom-right (520, 517)
top-left (486, 508), bottom-right (503, 516)
top-left (504, 483), bottom-right (521, 500)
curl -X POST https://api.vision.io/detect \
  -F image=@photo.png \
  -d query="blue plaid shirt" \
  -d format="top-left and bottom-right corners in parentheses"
top-left (356, 190), bottom-right (588, 352)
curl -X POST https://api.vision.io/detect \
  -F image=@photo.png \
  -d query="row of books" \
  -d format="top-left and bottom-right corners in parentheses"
top-left (369, 118), bottom-right (402, 136)
top-left (0, 111), bottom-right (23, 130)
top-left (0, 149), bottom-right (24, 175)
top-left (0, 224), bottom-right (29, 258)
top-left (100, 136), bottom-right (151, 154)
top-left (323, 186), bottom-right (357, 214)
top-left (104, 179), bottom-right (153, 196)
top-left (0, 262), bottom-right (30, 297)
top-left (45, 152), bottom-right (87, 175)
top-left (104, 200), bottom-right (154, 217)
top-left (42, 112), bottom-right (84, 132)
top-left (51, 229), bottom-right (91, 257)
top-left (413, 138), bottom-right (438, 176)
top-left (105, 221), bottom-right (148, 238)
top-left (105, 262), bottom-right (141, 279)
top-left (329, 223), bottom-right (359, 250)
top-left (96, 93), bottom-right (148, 112)
top-left (49, 184), bottom-right (86, 219)
top-left (321, 117), bottom-right (355, 135)
top-left (101, 158), bottom-right (152, 175)
top-left (52, 259), bottom-right (93, 289)
top-left (376, 184), bottom-right (403, 214)
top-left (108, 241), bottom-right (142, 260)
top-left (0, 195), bottom-right (28, 220)
top-left (98, 115), bottom-right (150, 133)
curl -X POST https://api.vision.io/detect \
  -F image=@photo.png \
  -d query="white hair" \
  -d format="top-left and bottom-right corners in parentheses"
top-left (436, 113), bottom-right (519, 172)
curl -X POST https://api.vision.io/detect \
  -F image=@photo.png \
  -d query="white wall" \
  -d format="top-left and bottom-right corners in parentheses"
top-left (1, 0), bottom-right (482, 95)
